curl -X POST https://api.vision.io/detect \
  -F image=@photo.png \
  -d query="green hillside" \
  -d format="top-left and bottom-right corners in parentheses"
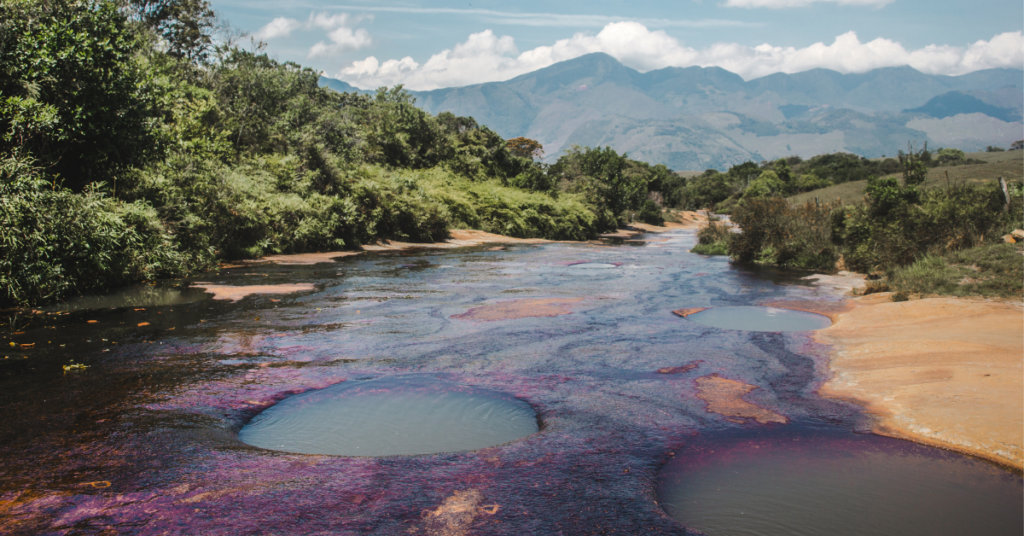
top-left (788, 151), bottom-right (1024, 205)
top-left (366, 54), bottom-right (1024, 170)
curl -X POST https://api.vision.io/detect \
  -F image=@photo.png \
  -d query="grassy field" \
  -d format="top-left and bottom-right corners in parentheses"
top-left (789, 150), bottom-right (1024, 205)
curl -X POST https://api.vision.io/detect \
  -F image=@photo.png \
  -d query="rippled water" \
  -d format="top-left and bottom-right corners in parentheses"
top-left (658, 427), bottom-right (1023, 536)
top-left (686, 306), bottom-right (832, 332)
top-left (1, 229), bottom-right (1018, 535)
top-left (239, 377), bottom-right (539, 456)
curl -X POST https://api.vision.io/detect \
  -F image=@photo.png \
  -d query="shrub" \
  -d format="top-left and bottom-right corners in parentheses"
top-left (888, 244), bottom-right (1023, 298)
top-left (0, 157), bottom-right (184, 306)
top-left (636, 199), bottom-right (664, 225)
top-left (730, 198), bottom-right (839, 271)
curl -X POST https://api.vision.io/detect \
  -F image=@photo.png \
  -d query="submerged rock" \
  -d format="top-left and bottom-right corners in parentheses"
top-left (694, 374), bottom-right (788, 425)
top-left (451, 298), bottom-right (584, 321)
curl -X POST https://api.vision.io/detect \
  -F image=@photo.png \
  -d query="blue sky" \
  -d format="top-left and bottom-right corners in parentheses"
top-left (211, 0), bottom-right (1024, 90)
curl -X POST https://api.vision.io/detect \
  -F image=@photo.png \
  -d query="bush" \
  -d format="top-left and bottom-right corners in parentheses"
top-left (0, 157), bottom-right (185, 306)
top-left (836, 181), bottom-right (1020, 273)
top-left (729, 198), bottom-right (839, 271)
top-left (691, 222), bottom-right (731, 256)
top-left (636, 199), bottom-right (664, 225)
top-left (889, 244), bottom-right (1023, 298)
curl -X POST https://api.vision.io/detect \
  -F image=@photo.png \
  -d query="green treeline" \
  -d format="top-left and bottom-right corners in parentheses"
top-left (0, 0), bottom-right (672, 306)
top-left (662, 146), bottom-right (993, 215)
top-left (693, 147), bottom-right (1024, 298)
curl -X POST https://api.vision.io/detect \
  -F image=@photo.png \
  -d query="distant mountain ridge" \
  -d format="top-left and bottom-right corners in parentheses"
top-left (321, 54), bottom-right (1023, 170)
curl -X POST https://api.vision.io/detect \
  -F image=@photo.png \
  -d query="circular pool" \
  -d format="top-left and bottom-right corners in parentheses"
top-left (657, 427), bottom-right (1023, 536)
top-left (239, 377), bottom-right (539, 456)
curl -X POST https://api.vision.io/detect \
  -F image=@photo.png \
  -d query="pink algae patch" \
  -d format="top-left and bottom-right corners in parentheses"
top-left (672, 307), bottom-right (707, 318)
top-left (451, 298), bottom-right (584, 322)
top-left (190, 283), bottom-right (315, 302)
top-left (694, 374), bottom-right (787, 425)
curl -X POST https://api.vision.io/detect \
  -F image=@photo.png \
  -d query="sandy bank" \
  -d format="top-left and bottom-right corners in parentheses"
top-left (233, 218), bottom-right (707, 267)
top-left (190, 283), bottom-right (316, 301)
top-left (798, 295), bottom-right (1023, 469)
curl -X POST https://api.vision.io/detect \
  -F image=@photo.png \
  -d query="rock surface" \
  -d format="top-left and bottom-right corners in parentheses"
top-left (190, 283), bottom-right (316, 301)
top-left (813, 295), bottom-right (1024, 469)
top-left (694, 374), bottom-right (788, 425)
top-left (450, 298), bottom-right (584, 322)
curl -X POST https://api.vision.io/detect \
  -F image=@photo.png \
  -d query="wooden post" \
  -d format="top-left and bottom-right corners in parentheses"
top-left (999, 177), bottom-right (1009, 212)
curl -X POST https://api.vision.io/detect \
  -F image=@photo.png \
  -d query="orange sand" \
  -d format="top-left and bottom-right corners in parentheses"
top-left (810, 295), bottom-right (1024, 469)
top-left (239, 219), bottom-right (708, 266)
top-left (694, 374), bottom-right (788, 424)
top-left (657, 362), bottom-right (700, 374)
top-left (759, 299), bottom-right (853, 323)
top-left (190, 283), bottom-right (315, 302)
top-left (450, 298), bottom-right (584, 322)
top-left (419, 489), bottom-right (499, 536)
top-left (257, 251), bottom-right (362, 265)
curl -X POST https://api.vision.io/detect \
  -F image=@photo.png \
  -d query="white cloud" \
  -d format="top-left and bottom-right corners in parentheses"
top-left (323, 5), bottom-right (758, 28)
top-left (723, 0), bottom-right (893, 8)
top-left (254, 17), bottom-right (302, 40)
top-left (334, 23), bottom-right (1023, 90)
top-left (254, 12), bottom-right (372, 56)
top-left (309, 26), bottom-right (372, 58)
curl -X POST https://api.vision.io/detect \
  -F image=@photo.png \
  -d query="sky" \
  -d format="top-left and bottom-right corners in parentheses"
top-left (210, 0), bottom-right (1024, 90)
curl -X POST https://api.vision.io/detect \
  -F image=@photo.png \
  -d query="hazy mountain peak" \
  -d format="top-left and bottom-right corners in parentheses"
top-left (319, 55), bottom-right (1023, 171)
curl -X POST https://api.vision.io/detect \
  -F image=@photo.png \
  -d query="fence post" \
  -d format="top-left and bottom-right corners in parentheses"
top-left (999, 177), bottom-right (1009, 212)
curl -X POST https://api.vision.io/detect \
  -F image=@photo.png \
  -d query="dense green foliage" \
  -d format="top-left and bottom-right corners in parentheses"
top-left (703, 147), bottom-right (1024, 297)
top-left (0, 0), bottom-right (679, 306)
top-left (887, 244), bottom-right (1023, 298)
top-left (691, 222), bottom-right (731, 256)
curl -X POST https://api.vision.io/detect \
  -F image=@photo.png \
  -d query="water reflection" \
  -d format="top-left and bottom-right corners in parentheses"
top-left (43, 284), bottom-right (209, 311)
top-left (658, 426), bottom-right (1023, 536)
top-left (686, 306), bottom-right (832, 332)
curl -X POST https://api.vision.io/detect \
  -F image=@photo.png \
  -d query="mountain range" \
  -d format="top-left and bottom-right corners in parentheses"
top-left (321, 53), bottom-right (1023, 170)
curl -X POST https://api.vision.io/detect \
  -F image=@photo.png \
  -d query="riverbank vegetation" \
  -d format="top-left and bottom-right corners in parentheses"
top-left (691, 146), bottom-right (1024, 298)
top-left (0, 0), bottom-right (672, 306)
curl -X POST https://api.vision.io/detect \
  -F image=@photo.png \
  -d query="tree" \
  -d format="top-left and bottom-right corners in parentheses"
top-left (897, 142), bottom-right (929, 187)
top-left (553, 145), bottom-right (646, 219)
top-left (0, 0), bottom-right (157, 191)
top-left (123, 0), bottom-right (217, 63)
top-left (936, 148), bottom-right (966, 165)
top-left (744, 170), bottom-right (785, 198)
top-left (505, 136), bottom-right (544, 159)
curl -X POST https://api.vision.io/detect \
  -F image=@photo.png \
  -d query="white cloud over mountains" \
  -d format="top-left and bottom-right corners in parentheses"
top-left (335, 22), bottom-right (1023, 91)
top-left (255, 12), bottom-right (371, 58)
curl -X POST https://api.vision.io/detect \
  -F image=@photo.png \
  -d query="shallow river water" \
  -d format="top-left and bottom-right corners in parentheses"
top-left (1, 229), bottom-right (1020, 535)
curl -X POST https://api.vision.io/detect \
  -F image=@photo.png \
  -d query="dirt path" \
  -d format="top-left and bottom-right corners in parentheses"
top-left (806, 295), bottom-right (1023, 469)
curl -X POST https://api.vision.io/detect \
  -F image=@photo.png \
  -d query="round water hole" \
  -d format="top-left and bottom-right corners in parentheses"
top-left (657, 427), bottom-right (1023, 536)
top-left (686, 306), bottom-right (830, 332)
top-left (239, 377), bottom-right (539, 456)
top-left (567, 262), bottom-right (620, 270)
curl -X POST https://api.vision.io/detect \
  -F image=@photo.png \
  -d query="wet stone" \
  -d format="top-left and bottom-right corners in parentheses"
top-left (239, 377), bottom-right (539, 456)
